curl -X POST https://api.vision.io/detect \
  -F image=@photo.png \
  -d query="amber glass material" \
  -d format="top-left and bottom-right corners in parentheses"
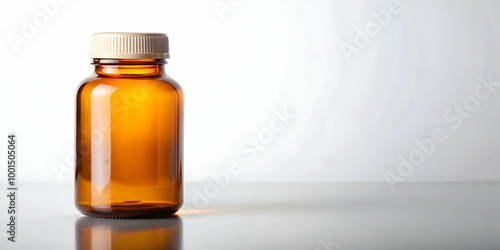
top-left (75, 59), bottom-right (183, 218)
top-left (76, 216), bottom-right (182, 249)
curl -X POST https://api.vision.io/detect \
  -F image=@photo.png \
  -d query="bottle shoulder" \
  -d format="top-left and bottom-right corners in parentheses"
top-left (77, 73), bottom-right (183, 98)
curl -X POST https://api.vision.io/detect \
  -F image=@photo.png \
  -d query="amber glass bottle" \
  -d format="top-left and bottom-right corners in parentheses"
top-left (75, 33), bottom-right (183, 218)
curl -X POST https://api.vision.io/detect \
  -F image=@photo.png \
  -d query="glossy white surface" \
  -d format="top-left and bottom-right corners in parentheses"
top-left (0, 182), bottom-right (499, 249)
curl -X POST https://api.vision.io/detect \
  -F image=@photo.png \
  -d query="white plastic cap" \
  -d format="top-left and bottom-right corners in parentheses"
top-left (89, 32), bottom-right (169, 59)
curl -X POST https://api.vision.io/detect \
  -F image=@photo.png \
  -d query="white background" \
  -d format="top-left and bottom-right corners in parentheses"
top-left (0, 0), bottom-right (499, 186)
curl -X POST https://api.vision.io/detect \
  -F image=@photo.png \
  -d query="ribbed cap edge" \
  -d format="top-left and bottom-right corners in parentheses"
top-left (89, 32), bottom-right (169, 59)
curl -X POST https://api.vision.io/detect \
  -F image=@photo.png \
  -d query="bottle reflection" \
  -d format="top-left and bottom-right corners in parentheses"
top-left (76, 216), bottom-right (182, 250)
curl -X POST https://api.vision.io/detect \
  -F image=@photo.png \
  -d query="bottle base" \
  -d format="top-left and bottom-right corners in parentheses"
top-left (76, 202), bottom-right (182, 219)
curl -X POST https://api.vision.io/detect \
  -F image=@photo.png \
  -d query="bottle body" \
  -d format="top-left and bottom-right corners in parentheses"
top-left (75, 59), bottom-right (183, 218)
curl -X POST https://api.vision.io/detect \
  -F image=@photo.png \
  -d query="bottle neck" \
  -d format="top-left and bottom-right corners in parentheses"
top-left (93, 59), bottom-right (166, 78)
